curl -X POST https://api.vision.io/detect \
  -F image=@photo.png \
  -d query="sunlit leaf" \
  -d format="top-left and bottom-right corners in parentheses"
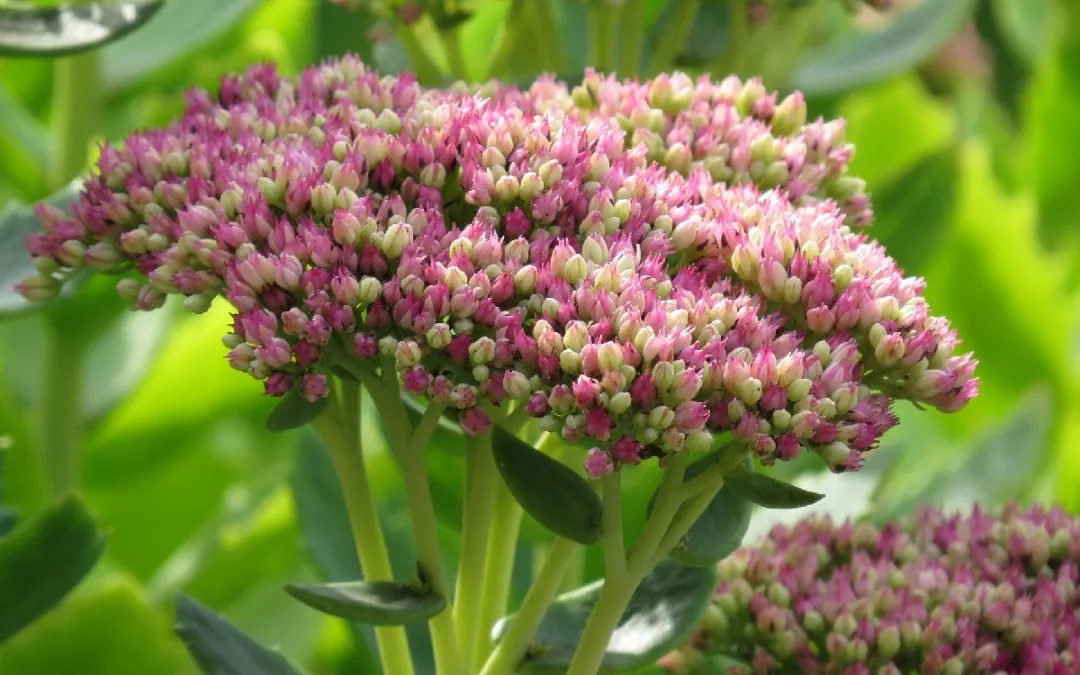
top-left (174, 594), bottom-right (303, 675)
top-left (0, 2), bottom-right (164, 58)
top-left (492, 561), bottom-right (717, 673)
top-left (492, 427), bottom-right (603, 545)
top-left (792, 0), bottom-right (975, 95)
top-left (285, 580), bottom-right (447, 625)
top-left (0, 495), bottom-right (105, 644)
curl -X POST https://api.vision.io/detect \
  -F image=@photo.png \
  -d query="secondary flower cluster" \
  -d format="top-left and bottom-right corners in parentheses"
top-left (662, 503), bottom-right (1080, 675)
top-left (15, 57), bottom-right (976, 474)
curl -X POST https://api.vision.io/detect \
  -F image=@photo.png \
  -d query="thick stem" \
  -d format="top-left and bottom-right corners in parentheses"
top-left (397, 400), bottom-right (465, 674)
top-left (453, 431), bottom-right (498, 668)
top-left (652, 477), bottom-right (726, 568)
top-left (51, 52), bottom-right (100, 189)
top-left (617, 0), bottom-right (646, 76)
top-left (645, 0), bottom-right (701, 76)
top-left (722, 0), bottom-right (749, 76)
top-left (563, 569), bottom-right (642, 675)
top-left (476, 537), bottom-right (579, 675)
top-left (587, 3), bottom-right (617, 71)
top-left (440, 26), bottom-right (469, 82)
top-left (39, 323), bottom-right (85, 496)
top-left (600, 472), bottom-right (626, 580)
top-left (470, 480), bottom-right (523, 671)
top-left (397, 23), bottom-right (444, 85)
top-left (312, 393), bottom-right (415, 675)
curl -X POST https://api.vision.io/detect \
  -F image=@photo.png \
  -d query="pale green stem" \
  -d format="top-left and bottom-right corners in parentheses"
top-left (652, 476), bottom-right (726, 568)
top-left (39, 51), bottom-right (101, 498)
top-left (453, 431), bottom-right (498, 667)
top-left (617, 0), bottom-right (646, 76)
top-left (440, 25), bottom-right (469, 82)
top-left (587, 3), bottom-right (617, 71)
top-left (397, 23), bottom-right (443, 85)
top-left (530, 0), bottom-right (565, 73)
top-left (722, 0), bottom-right (749, 76)
top-left (470, 479), bottom-right (524, 671)
top-left (645, 0), bottom-right (701, 76)
top-left (476, 537), bottom-right (580, 675)
top-left (600, 472), bottom-right (626, 581)
top-left (312, 389), bottom-right (415, 675)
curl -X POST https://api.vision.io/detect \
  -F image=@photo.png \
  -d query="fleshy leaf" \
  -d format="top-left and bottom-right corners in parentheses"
top-left (0, 2), bottom-right (164, 58)
top-left (265, 388), bottom-right (330, 432)
top-left (0, 495), bottom-right (105, 644)
top-left (492, 561), bottom-right (717, 673)
top-left (724, 468), bottom-right (824, 509)
top-left (791, 0), bottom-right (975, 95)
top-left (285, 580), bottom-right (447, 625)
top-left (173, 595), bottom-right (304, 675)
top-left (491, 426), bottom-right (602, 545)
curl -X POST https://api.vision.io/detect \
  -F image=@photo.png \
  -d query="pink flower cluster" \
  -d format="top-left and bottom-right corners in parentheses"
top-left (16, 57), bottom-right (976, 475)
top-left (663, 503), bottom-right (1080, 675)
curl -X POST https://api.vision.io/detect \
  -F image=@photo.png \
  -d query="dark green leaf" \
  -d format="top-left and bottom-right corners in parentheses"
top-left (0, 84), bottom-right (49, 169)
top-left (101, 0), bottom-right (262, 91)
top-left (869, 146), bottom-right (960, 275)
top-left (724, 468), bottom-right (824, 510)
top-left (314, 0), bottom-right (374, 63)
top-left (492, 427), bottom-right (602, 545)
top-left (265, 388), bottom-right (330, 432)
top-left (493, 561), bottom-right (717, 673)
top-left (792, 0), bottom-right (975, 95)
top-left (0, 2), bottom-right (164, 57)
top-left (0, 509), bottom-right (16, 538)
top-left (0, 181), bottom-right (81, 317)
top-left (0, 495), bottom-right (105, 644)
top-left (285, 580), bottom-right (447, 626)
top-left (173, 594), bottom-right (304, 675)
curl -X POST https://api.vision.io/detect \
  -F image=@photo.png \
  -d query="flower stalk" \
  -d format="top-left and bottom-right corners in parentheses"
top-left (454, 431), bottom-right (499, 667)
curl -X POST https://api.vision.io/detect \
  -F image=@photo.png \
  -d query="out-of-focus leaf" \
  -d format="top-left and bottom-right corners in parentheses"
top-left (492, 426), bottom-right (603, 545)
top-left (493, 561), bottom-right (717, 673)
top-left (285, 580), bottom-right (447, 625)
top-left (839, 76), bottom-right (955, 190)
top-left (870, 146), bottom-right (960, 275)
top-left (871, 387), bottom-right (1053, 522)
top-left (102, 0), bottom-right (262, 91)
top-left (792, 0), bottom-right (975, 95)
top-left (174, 594), bottom-right (304, 675)
top-left (0, 495), bottom-right (105, 644)
top-left (0, 181), bottom-right (81, 317)
top-left (0, 84), bottom-right (48, 170)
top-left (0, 2), bottom-right (164, 58)
top-left (991, 0), bottom-right (1059, 64)
top-left (266, 388), bottom-right (330, 432)
top-left (0, 449), bottom-right (17, 536)
top-left (0, 577), bottom-right (191, 675)
top-left (314, 0), bottom-right (373, 63)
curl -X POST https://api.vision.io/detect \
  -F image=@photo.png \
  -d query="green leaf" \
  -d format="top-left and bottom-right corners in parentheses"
top-left (869, 146), bottom-right (960, 275)
top-left (285, 580), bottom-right (447, 626)
top-left (0, 2), bottom-right (164, 58)
top-left (101, 0), bottom-right (262, 91)
top-left (791, 0), bottom-right (975, 95)
top-left (665, 457), bottom-right (753, 568)
top-left (173, 594), bottom-right (304, 675)
top-left (265, 388), bottom-right (330, 432)
top-left (493, 561), bottom-right (717, 673)
top-left (724, 468), bottom-right (824, 510)
top-left (0, 495), bottom-right (105, 644)
top-left (991, 0), bottom-right (1059, 64)
top-left (0, 450), bottom-right (16, 537)
top-left (0, 181), bottom-right (81, 318)
top-left (492, 427), bottom-right (602, 545)
top-left (314, 0), bottom-right (374, 63)
top-left (0, 577), bottom-right (191, 675)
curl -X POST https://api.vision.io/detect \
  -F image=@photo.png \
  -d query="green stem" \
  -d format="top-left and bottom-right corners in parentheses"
top-left (486, 0), bottom-right (524, 79)
top-left (397, 23), bottom-right (444, 85)
top-left (645, 0), bottom-right (701, 76)
top-left (617, 0), bottom-right (646, 76)
top-left (563, 569), bottom-right (641, 675)
top-left (39, 322), bottom-right (86, 496)
top-left (625, 452), bottom-right (689, 573)
top-left (51, 52), bottom-right (100, 189)
top-left (440, 25), bottom-right (469, 81)
top-left (453, 431), bottom-right (499, 668)
top-left (476, 537), bottom-right (580, 675)
top-left (470, 480), bottom-right (524, 671)
top-left (531, 0), bottom-right (566, 73)
top-left (652, 477), bottom-right (726, 568)
top-left (312, 392), bottom-right (415, 675)
top-left (722, 0), bottom-right (749, 76)
top-left (587, 3), bottom-right (618, 71)
top-left (396, 399), bottom-right (465, 674)
top-left (600, 472), bottom-right (626, 580)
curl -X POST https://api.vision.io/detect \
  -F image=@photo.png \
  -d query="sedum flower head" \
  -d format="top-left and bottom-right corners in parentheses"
top-left (15, 58), bottom-right (975, 476)
top-left (663, 503), bottom-right (1080, 675)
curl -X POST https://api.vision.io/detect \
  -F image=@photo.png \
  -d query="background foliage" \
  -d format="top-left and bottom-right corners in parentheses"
top-left (1, 0), bottom-right (1079, 673)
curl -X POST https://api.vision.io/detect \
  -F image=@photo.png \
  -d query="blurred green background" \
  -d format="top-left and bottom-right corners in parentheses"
top-left (1, 0), bottom-right (1079, 673)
